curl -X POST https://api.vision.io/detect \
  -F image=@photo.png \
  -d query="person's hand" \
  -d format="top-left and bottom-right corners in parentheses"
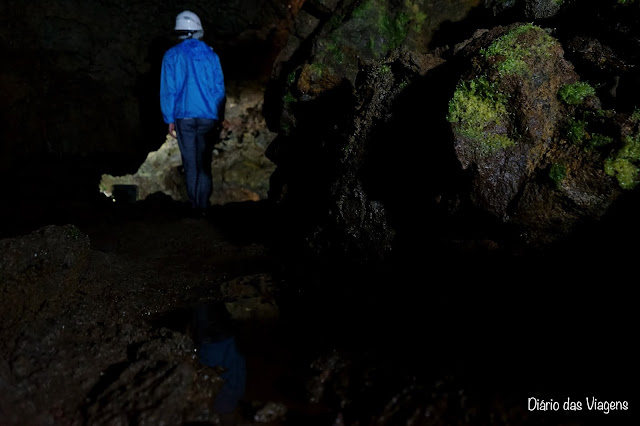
top-left (168, 123), bottom-right (176, 138)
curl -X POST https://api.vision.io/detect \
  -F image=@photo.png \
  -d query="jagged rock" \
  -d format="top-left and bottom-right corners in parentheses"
top-left (0, 202), bottom-right (276, 425)
top-left (100, 80), bottom-right (277, 205)
top-left (220, 273), bottom-right (280, 321)
top-left (85, 329), bottom-right (221, 425)
top-left (484, 0), bottom-right (564, 19)
top-left (99, 133), bottom-right (187, 202)
top-left (264, 0), bottom-right (473, 263)
top-left (253, 401), bottom-right (288, 423)
top-left (266, 0), bottom-right (476, 132)
top-left (524, 0), bottom-right (563, 19)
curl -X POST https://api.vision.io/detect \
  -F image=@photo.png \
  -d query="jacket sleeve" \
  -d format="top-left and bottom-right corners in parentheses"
top-left (210, 53), bottom-right (226, 115)
top-left (160, 51), bottom-right (176, 124)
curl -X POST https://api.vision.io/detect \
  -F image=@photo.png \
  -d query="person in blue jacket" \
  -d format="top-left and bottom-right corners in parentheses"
top-left (160, 10), bottom-right (225, 214)
top-left (192, 302), bottom-right (246, 425)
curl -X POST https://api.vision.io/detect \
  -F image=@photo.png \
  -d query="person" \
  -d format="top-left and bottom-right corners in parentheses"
top-left (160, 10), bottom-right (225, 215)
top-left (192, 302), bottom-right (246, 425)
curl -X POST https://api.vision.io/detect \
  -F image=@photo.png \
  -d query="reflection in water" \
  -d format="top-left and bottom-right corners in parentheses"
top-left (192, 302), bottom-right (246, 424)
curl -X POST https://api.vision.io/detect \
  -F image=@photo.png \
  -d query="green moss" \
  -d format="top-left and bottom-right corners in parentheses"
top-left (605, 158), bottom-right (639, 189)
top-left (605, 133), bottom-right (640, 189)
top-left (351, 0), bottom-right (374, 19)
top-left (403, 0), bottom-right (428, 32)
top-left (549, 163), bottom-right (566, 187)
top-left (282, 91), bottom-right (296, 104)
top-left (481, 23), bottom-right (557, 77)
top-left (618, 133), bottom-right (640, 161)
top-left (558, 81), bottom-right (596, 105)
top-left (412, 11), bottom-right (427, 32)
top-left (281, 122), bottom-right (291, 136)
top-left (587, 108), bottom-right (615, 120)
top-left (565, 114), bottom-right (614, 152)
top-left (349, 0), bottom-right (426, 57)
top-left (326, 14), bottom-right (343, 31)
top-left (448, 77), bottom-right (514, 154)
top-left (286, 71), bottom-right (296, 85)
top-left (565, 117), bottom-right (588, 144)
top-left (309, 62), bottom-right (328, 79)
top-left (326, 41), bottom-right (344, 64)
top-left (484, 133), bottom-right (516, 152)
top-left (631, 107), bottom-right (640, 123)
top-left (382, 11), bottom-right (410, 51)
top-left (586, 133), bottom-right (614, 151)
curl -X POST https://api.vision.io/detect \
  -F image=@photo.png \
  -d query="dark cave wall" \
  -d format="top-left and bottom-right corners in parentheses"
top-left (0, 0), bottom-right (298, 179)
top-left (3, 0), bottom-right (640, 261)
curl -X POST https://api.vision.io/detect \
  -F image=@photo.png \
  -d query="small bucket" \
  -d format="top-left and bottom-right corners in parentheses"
top-left (112, 184), bottom-right (138, 203)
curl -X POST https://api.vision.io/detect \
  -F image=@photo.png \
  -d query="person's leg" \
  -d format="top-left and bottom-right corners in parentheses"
top-left (175, 118), bottom-right (198, 207)
top-left (193, 118), bottom-right (216, 209)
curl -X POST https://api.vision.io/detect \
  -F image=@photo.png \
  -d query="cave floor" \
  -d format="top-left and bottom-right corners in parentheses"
top-left (1, 195), bottom-right (637, 425)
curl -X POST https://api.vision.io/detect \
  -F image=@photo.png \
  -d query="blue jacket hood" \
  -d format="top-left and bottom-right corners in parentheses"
top-left (179, 38), bottom-right (212, 56)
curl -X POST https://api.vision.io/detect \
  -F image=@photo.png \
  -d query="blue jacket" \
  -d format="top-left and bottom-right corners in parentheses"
top-left (160, 39), bottom-right (225, 124)
top-left (198, 337), bottom-right (246, 414)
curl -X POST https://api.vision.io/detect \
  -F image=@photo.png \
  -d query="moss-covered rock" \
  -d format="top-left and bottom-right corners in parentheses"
top-left (558, 81), bottom-right (596, 105)
top-left (605, 130), bottom-right (640, 189)
top-left (265, 0), bottom-right (640, 257)
top-left (449, 23), bottom-right (625, 245)
top-left (447, 76), bottom-right (514, 156)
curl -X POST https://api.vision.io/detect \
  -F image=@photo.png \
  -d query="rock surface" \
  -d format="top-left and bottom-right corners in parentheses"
top-left (263, 0), bottom-right (640, 261)
top-left (0, 200), bottom-right (281, 425)
top-left (1, 198), bottom-right (636, 426)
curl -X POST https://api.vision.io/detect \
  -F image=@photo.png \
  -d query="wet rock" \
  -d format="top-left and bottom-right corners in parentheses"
top-left (302, 348), bottom-right (540, 426)
top-left (0, 200), bottom-right (280, 425)
top-left (253, 401), bottom-right (288, 423)
top-left (306, 348), bottom-right (351, 405)
top-left (221, 273), bottom-right (279, 321)
top-left (484, 0), bottom-right (563, 19)
top-left (85, 328), bottom-right (221, 425)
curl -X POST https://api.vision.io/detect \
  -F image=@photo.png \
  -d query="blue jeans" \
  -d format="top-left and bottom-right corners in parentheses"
top-left (175, 118), bottom-right (216, 209)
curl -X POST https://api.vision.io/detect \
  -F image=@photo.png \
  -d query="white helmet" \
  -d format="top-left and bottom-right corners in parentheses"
top-left (175, 11), bottom-right (203, 31)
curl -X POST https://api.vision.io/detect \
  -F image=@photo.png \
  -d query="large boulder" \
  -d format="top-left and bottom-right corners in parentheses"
top-left (263, 0), bottom-right (640, 263)
top-left (447, 23), bottom-right (632, 245)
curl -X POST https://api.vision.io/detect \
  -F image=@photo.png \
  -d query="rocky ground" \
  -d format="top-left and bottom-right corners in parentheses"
top-left (0, 195), bottom-right (290, 425)
top-left (1, 193), bottom-right (638, 425)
